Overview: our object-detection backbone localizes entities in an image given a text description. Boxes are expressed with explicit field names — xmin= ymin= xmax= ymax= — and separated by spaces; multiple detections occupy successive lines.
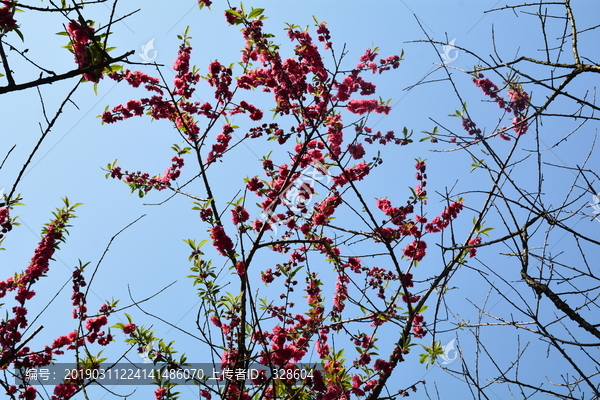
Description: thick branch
xmin=0 ymin=50 xmax=134 ymax=94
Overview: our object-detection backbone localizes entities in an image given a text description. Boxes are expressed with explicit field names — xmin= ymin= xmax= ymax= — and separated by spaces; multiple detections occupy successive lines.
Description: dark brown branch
xmin=0 ymin=50 xmax=134 ymax=94
xmin=0 ymin=40 xmax=15 ymax=86
xmin=520 ymin=221 xmax=600 ymax=341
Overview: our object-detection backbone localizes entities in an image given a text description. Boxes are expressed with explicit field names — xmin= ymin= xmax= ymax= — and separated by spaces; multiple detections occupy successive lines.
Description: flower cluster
xmin=108 ymin=154 xmax=184 ymax=195
xmin=207 ymin=60 xmax=234 ymax=104
xmin=102 ymin=40 xmax=228 ymax=196
xmin=66 ymin=20 xmax=104 ymax=83
xmin=244 ymin=122 xmax=282 ymax=140
xmin=231 ymin=205 xmax=250 ymax=225
xmin=155 ymin=387 xmax=167 ymax=399
xmin=334 ymin=71 xmax=376 ymax=102
xmin=107 ymin=69 xmax=162 ymax=91
xmin=292 ymin=140 xmax=326 ymax=168
xmin=311 ymin=194 xmax=342 ymax=225
xmin=346 ymin=98 xmax=391 ymax=115
xmin=467 ymin=236 xmax=482 ymax=258
xmin=332 ymin=162 xmax=370 ymax=187
xmin=101 ymin=9 xmax=444 ymax=399
xmin=122 ymin=323 xmax=136 ymax=335
xmin=237 ymin=21 xmax=328 ymax=118
xmin=316 ymin=22 xmax=332 ymax=49
xmin=424 ymin=201 xmax=464 ymax=233
xmin=230 ymin=100 xmax=263 ymax=121
xmin=260 ymin=268 xmax=275 ymax=284
xmin=356 ymin=49 xmax=402 ymax=74
xmin=461 ymin=117 xmax=482 ymax=137
xmin=258 ymin=325 xmax=308 ymax=367
xmin=0 ymin=207 xmax=71 ymax=303
xmin=402 ymin=240 xmax=427 ymax=262
xmin=235 ymin=261 xmax=245 ymax=275
xmin=0 ymin=201 xmax=119 ymax=400
xmin=360 ymin=126 xmax=406 ymax=145
xmin=210 ymin=225 xmax=234 ymax=256
xmin=371 ymin=161 xmax=464 ymax=265
xmin=173 ymin=44 xmax=201 ymax=98
xmin=473 ymin=75 xmax=503 ymax=108
xmin=329 ymin=50 xmax=400 ymax=114
xmin=0 ymin=207 xmax=12 ymax=240
xmin=365 ymin=266 xmax=399 ymax=300
xmin=0 ymin=2 xmax=17 ymax=32
xmin=471 ymin=73 xmax=531 ymax=139
xmin=412 ymin=313 xmax=427 ymax=338
xmin=287 ymin=27 xmax=328 ymax=82
xmin=76 ymin=289 xmax=116 ymax=347
xmin=207 ymin=124 xmax=234 ymax=163
xmin=348 ymin=142 xmax=365 ymax=159
xmin=71 ymin=266 xmax=87 ymax=320
xmin=506 ymin=83 xmax=530 ymax=114
xmin=331 ymin=274 xmax=349 ymax=318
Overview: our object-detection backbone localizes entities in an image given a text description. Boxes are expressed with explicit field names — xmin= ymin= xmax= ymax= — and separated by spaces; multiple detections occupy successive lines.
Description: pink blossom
xmin=0 ymin=3 xmax=18 ymax=31
xmin=346 ymin=99 xmax=378 ymax=115
xmin=210 ymin=315 xmax=222 ymax=328
xmin=122 ymin=323 xmax=136 ymax=335
xmin=154 ymin=388 xmax=167 ymax=399
xmin=231 ymin=205 xmax=250 ymax=225
xmin=210 ymin=225 xmax=234 ymax=256
xmin=235 ymin=261 xmax=246 ymax=275
xmin=348 ymin=143 xmax=365 ymax=159
xmin=468 ymin=237 xmax=482 ymax=258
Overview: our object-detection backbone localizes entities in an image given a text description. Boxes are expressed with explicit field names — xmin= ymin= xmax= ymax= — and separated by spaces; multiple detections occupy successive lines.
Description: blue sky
xmin=2 ymin=1 xmax=600 ymax=399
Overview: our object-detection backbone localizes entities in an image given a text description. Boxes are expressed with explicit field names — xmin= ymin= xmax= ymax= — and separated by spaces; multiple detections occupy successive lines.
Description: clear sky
xmin=2 ymin=1 xmax=599 ymax=399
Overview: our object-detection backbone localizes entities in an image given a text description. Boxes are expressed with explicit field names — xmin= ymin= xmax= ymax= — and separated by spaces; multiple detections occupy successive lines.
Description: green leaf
xmin=480 ymin=227 xmax=494 ymax=236
xmin=12 ymin=28 xmax=24 ymax=42
xmin=248 ymin=8 xmax=264 ymax=19
xmin=226 ymin=9 xmax=243 ymax=18
xmin=183 ymin=239 xmax=196 ymax=250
